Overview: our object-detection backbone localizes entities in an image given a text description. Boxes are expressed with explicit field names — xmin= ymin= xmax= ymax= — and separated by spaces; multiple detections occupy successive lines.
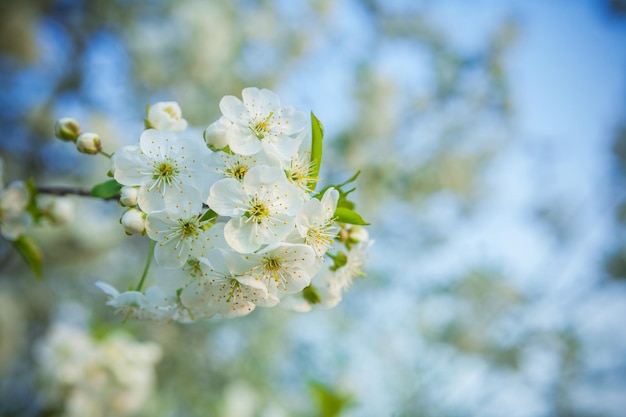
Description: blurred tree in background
xmin=1 ymin=1 xmax=625 ymax=416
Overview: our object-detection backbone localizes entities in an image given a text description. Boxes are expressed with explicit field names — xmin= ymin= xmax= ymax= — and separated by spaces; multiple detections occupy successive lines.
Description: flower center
xmin=284 ymin=154 xmax=316 ymax=192
xmin=185 ymin=258 xmax=203 ymax=278
xmin=250 ymin=111 xmax=274 ymax=140
xmin=179 ymin=218 xmax=199 ymax=238
xmin=244 ymin=199 xmax=269 ymax=224
xmin=227 ymin=163 xmax=248 ymax=181
xmin=153 ymin=160 xmax=179 ymax=185
xmin=262 ymin=256 xmax=282 ymax=271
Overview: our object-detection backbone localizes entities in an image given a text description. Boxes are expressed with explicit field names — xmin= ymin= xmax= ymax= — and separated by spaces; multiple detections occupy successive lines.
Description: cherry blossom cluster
xmin=93 ymin=88 xmax=372 ymax=321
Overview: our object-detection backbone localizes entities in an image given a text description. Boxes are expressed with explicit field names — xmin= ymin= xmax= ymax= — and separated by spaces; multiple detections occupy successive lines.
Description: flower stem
xmin=99 ymin=150 xmax=113 ymax=159
xmin=135 ymin=240 xmax=155 ymax=292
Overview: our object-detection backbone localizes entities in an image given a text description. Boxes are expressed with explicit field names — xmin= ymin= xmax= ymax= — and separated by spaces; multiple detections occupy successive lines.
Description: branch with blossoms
xmin=0 ymin=88 xmax=372 ymax=322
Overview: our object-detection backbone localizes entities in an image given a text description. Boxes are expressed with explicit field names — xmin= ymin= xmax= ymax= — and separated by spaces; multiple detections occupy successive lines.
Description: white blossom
xmin=207 ymin=165 xmax=302 ymax=253
xmin=147 ymin=101 xmax=188 ymax=132
xmin=296 ymin=188 xmax=340 ymax=257
xmin=218 ymin=87 xmax=307 ymax=163
xmin=333 ymin=239 xmax=373 ymax=292
xmin=180 ymin=249 xmax=278 ymax=318
xmin=145 ymin=200 xmax=219 ymax=268
xmin=284 ymin=147 xmax=316 ymax=196
xmin=35 ymin=322 xmax=161 ymax=417
xmin=112 ymin=129 xmax=212 ymax=212
xmin=246 ymin=242 xmax=317 ymax=297
xmin=0 ymin=181 xmax=31 ymax=240
xmin=95 ymin=281 xmax=194 ymax=323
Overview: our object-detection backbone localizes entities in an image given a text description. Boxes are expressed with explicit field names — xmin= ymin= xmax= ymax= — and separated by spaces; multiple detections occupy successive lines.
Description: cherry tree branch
xmin=37 ymin=186 xmax=120 ymax=201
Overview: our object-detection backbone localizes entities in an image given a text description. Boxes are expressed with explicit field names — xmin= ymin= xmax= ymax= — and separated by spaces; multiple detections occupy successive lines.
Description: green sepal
xmin=328 ymin=251 xmax=348 ymax=271
xmin=308 ymin=112 xmax=324 ymax=191
xmin=24 ymin=178 xmax=44 ymax=222
xmin=90 ymin=179 xmax=122 ymax=199
xmin=144 ymin=104 xmax=153 ymax=129
xmin=302 ymin=285 xmax=321 ymax=304
xmin=13 ymin=235 xmax=43 ymax=279
xmin=334 ymin=207 xmax=370 ymax=226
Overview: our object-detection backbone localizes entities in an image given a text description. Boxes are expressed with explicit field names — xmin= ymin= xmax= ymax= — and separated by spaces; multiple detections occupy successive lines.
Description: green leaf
xmin=13 ymin=235 xmax=43 ymax=279
xmin=309 ymin=381 xmax=352 ymax=417
xmin=308 ymin=112 xmax=324 ymax=191
xmin=90 ymin=179 xmax=122 ymax=199
xmin=302 ymin=285 xmax=321 ymax=304
xmin=334 ymin=207 xmax=370 ymax=226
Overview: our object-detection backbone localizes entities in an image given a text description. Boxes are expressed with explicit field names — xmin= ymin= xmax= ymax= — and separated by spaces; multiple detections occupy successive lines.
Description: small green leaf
xmin=336 ymin=170 xmax=360 ymax=188
xmin=334 ymin=207 xmax=370 ymax=226
xmin=336 ymin=187 xmax=356 ymax=210
xmin=309 ymin=381 xmax=352 ymax=417
xmin=302 ymin=285 xmax=321 ymax=304
xmin=13 ymin=235 xmax=43 ymax=279
xmin=314 ymin=171 xmax=360 ymax=201
xmin=90 ymin=179 xmax=122 ymax=199
xmin=308 ymin=112 xmax=324 ymax=191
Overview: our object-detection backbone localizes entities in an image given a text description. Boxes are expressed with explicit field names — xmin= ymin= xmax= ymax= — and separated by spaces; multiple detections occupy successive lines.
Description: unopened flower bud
xmin=54 ymin=118 xmax=81 ymax=142
xmin=349 ymin=227 xmax=369 ymax=243
xmin=76 ymin=132 xmax=102 ymax=155
xmin=204 ymin=117 xmax=230 ymax=151
xmin=121 ymin=208 xmax=146 ymax=235
xmin=119 ymin=186 xmax=139 ymax=207
xmin=47 ymin=198 xmax=74 ymax=225
xmin=147 ymin=101 xmax=187 ymax=132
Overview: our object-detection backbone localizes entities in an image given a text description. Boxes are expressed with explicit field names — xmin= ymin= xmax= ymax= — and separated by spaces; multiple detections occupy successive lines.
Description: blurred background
xmin=1 ymin=0 xmax=626 ymax=416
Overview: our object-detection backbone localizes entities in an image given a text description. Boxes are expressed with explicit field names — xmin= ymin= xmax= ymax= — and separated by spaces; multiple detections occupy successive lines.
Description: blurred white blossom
xmin=0 ymin=180 xmax=31 ymax=240
xmin=35 ymin=323 xmax=162 ymax=417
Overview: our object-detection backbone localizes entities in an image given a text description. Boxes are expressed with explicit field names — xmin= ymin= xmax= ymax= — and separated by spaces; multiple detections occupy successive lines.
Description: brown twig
xmin=37 ymin=186 xmax=120 ymax=201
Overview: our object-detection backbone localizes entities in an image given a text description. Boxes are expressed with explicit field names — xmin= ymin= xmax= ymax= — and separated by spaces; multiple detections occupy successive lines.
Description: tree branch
xmin=37 ymin=186 xmax=120 ymax=201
